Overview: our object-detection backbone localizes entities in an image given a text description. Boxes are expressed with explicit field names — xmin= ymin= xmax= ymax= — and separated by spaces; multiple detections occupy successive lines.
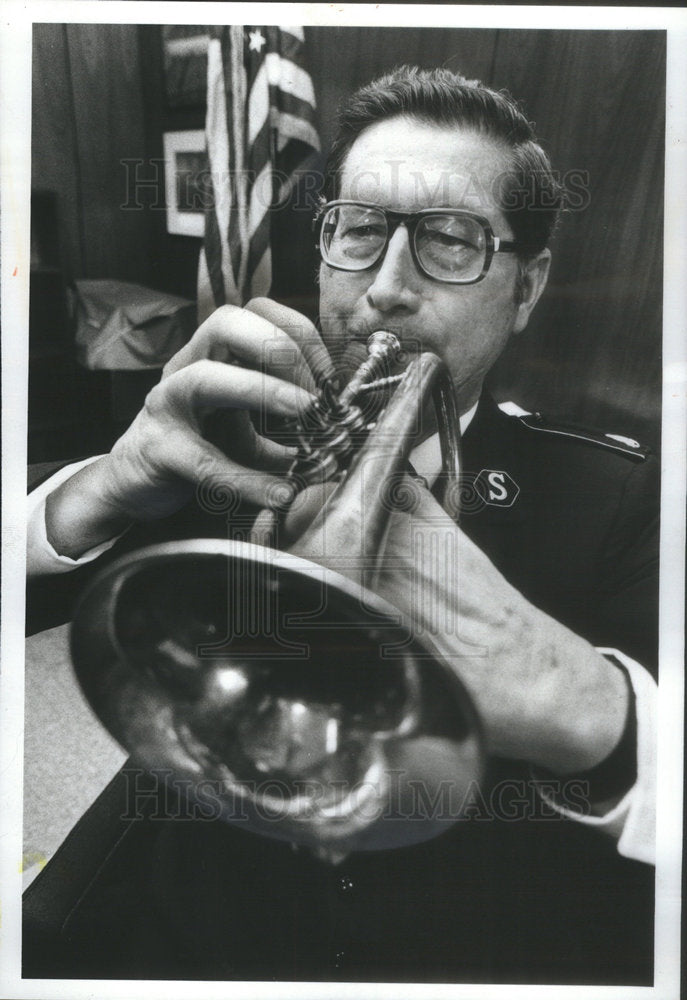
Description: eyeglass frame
xmin=314 ymin=199 xmax=528 ymax=285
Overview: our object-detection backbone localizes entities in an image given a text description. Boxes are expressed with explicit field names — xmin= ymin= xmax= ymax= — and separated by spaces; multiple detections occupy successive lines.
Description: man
xmin=25 ymin=67 xmax=657 ymax=983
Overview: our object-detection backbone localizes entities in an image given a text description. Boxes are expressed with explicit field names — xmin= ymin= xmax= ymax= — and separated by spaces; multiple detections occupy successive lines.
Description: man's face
xmin=318 ymin=116 xmax=548 ymax=414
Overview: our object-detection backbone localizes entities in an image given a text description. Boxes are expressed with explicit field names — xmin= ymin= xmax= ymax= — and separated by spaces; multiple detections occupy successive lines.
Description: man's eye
xmin=430 ymin=232 xmax=475 ymax=251
xmin=342 ymin=224 xmax=384 ymax=239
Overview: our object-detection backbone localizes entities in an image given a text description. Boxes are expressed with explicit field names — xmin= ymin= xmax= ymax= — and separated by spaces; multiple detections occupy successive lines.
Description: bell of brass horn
xmin=71 ymin=335 xmax=484 ymax=864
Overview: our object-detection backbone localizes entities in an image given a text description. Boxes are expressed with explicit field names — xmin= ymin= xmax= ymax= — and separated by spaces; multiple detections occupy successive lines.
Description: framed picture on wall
xmin=163 ymin=129 xmax=207 ymax=237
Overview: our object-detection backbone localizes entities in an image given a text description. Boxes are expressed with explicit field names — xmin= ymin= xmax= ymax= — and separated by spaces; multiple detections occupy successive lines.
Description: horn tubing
xmin=291 ymin=352 xmax=458 ymax=580
xmin=432 ymin=365 xmax=461 ymax=517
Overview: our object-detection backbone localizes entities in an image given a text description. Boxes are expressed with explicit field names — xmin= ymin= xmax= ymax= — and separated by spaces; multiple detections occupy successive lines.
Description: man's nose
xmin=365 ymin=226 xmax=422 ymax=314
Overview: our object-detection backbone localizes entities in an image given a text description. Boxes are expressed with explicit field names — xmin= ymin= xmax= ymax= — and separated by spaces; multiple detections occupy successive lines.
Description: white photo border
xmin=2 ymin=4 xmax=685 ymax=1000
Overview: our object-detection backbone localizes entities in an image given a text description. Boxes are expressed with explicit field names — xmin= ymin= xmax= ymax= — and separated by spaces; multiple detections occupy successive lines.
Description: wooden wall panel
xmin=31 ymin=24 xmax=83 ymax=278
xmin=307 ymin=27 xmax=499 ymax=153
xmin=485 ymin=30 xmax=665 ymax=446
xmin=65 ymin=24 xmax=151 ymax=283
xmin=32 ymin=23 xmax=152 ymax=284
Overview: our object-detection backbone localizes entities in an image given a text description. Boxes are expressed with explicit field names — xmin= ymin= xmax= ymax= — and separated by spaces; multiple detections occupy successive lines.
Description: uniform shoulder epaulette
xmin=515 ymin=412 xmax=650 ymax=460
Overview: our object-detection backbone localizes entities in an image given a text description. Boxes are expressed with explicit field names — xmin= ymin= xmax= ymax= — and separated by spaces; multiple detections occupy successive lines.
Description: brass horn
xmin=71 ymin=333 xmax=484 ymax=864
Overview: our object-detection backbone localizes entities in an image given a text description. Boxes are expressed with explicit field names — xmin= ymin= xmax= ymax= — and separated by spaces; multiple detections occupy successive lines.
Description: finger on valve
xmin=164 ymin=304 xmax=321 ymax=394
xmin=245 ymin=298 xmax=337 ymax=388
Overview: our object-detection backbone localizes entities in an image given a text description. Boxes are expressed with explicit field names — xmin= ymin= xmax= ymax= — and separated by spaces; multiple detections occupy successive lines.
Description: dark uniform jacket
xmin=23 ymin=393 xmax=658 ymax=984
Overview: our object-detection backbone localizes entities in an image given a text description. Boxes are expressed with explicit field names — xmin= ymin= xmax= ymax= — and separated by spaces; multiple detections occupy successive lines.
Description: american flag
xmin=197 ymin=25 xmax=320 ymax=320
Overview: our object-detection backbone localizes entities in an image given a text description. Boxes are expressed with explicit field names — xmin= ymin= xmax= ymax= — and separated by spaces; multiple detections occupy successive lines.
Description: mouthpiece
xmin=339 ymin=331 xmax=401 ymax=408
xmin=366 ymin=330 xmax=401 ymax=359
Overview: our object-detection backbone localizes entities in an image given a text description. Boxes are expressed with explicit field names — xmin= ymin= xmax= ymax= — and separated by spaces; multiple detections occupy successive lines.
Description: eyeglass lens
xmin=321 ymin=204 xmax=488 ymax=281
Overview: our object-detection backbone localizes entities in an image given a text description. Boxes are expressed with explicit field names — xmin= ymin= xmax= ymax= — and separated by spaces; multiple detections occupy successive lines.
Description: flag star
xmin=248 ymin=29 xmax=266 ymax=53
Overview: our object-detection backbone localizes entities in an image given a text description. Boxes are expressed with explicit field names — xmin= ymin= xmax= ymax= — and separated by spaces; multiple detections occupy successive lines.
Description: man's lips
xmin=336 ymin=338 xmax=413 ymax=386
xmin=350 ymin=327 xmax=422 ymax=364
xmin=346 ymin=322 xmax=423 ymax=354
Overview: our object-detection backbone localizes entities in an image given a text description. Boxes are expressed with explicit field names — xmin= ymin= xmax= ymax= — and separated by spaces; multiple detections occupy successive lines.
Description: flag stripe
xmin=230 ymin=25 xmax=249 ymax=294
xmin=250 ymin=245 xmax=272 ymax=299
xmin=198 ymin=25 xmax=320 ymax=311
xmin=271 ymin=27 xmax=308 ymax=71
xmin=278 ymin=25 xmax=305 ymax=43
xmin=249 ymin=216 xmax=272 ymax=286
xmin=215 ymin=28 xmax=242 ymax=293
xmin=269 ymin=87 xmax=318 ymax=130
xmin=203 ymin=186 xmax=227 ymax=307
xmin=247 ymin=62 xmax=270 ymax=146
xmin=264 ymin=52 xmax=316 ymax=106
xmin=273 ymin=110 xmax=320 ymax=152
xmin=277 ymin=138 xmax=318 ymax=180
xmin=206 ymin=37 xmax=240 ymax=304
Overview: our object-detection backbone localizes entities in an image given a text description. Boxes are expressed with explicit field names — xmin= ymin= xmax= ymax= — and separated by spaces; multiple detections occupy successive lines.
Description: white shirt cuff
xmin=532 ymin=648 xmax=656 ymax=865
xmin=27 ymin=456 xmax=124 ymax=576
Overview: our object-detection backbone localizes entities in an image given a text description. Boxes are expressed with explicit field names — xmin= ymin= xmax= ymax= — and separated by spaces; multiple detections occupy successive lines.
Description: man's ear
xmin=513 ymin=250 xmax=551 ymax=334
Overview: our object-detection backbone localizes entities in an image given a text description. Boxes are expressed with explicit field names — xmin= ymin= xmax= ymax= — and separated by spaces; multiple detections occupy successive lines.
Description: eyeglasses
xmin=316 ymin=200 xmax=524 ymax=285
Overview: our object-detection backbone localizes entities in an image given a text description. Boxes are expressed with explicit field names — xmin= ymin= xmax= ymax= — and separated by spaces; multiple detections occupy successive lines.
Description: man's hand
xmin=373 ymin=480 xmax=630 ymax=777
xmin=45 ymin=301 xmax=328 ymax=559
